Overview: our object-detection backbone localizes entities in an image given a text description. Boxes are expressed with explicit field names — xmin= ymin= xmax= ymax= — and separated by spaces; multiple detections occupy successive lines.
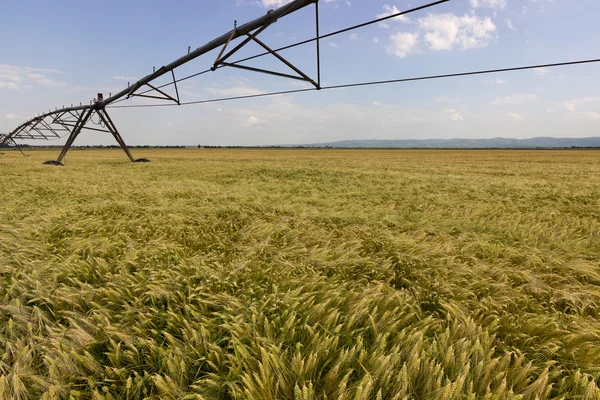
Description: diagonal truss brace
xmin=126 ymin=70 xmax=181 ymax=105
xmin=54 ymin=110 xmax=113 ymax=135
xmin=213 ymin=2 xmax=321 ymax=89
xmin=12 ymin=117 xmax=63 ymax=140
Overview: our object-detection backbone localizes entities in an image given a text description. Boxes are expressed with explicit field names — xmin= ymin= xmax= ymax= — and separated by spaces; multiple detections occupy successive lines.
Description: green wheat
xmin=0 ymin=148 xmax=599 ymax=399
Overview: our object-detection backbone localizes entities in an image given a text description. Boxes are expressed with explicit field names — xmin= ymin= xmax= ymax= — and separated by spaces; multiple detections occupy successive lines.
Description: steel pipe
xmin=6 ymin=0 xmax=317 ymax=142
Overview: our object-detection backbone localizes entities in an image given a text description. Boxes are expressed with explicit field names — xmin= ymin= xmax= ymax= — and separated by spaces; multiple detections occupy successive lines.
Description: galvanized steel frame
xmin=3 ymin=0 xmax=320 ymax=165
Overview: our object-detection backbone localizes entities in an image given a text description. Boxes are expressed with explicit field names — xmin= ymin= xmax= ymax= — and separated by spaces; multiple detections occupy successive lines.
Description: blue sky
xmin=1 ymin=0 xmax=599 ymax=146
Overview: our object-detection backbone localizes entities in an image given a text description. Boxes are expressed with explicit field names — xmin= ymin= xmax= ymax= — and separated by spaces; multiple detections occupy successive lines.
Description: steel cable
xmin=107 ymin=58 xmax=600 ymax=109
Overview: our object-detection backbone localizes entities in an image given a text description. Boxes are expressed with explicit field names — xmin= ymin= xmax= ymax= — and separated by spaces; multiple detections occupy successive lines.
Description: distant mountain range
xmin=297 ymin=137 xmax=600 ymax=149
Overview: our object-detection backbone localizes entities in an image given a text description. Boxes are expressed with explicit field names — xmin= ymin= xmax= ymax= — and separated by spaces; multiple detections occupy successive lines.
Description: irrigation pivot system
xmin=3 ymin=0 xmax=599 ymax=165
xmin=1 ymin=0 xmax=323 ymax=165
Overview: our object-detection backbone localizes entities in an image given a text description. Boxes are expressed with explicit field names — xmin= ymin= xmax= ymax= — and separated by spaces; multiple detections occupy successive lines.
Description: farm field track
xmin=1 ymin=148 xmax=600 ymax=399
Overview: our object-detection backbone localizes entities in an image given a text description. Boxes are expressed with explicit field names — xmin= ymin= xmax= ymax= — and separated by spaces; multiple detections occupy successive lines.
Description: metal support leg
xmin=0 ymin=135 xmax=8 ymax=154
xmin=9 ymin=138 xmax=27 ymax=156
xmin=45 ymin=108 xmax=92 ymax=166
xmin=96 ymin=109 xmax=150 ymax=163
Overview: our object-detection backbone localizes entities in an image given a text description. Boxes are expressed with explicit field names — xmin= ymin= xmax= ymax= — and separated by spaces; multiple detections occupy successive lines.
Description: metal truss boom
xmin=3 ymin=0 xmax=318 ymax=165
xmin=116 ymin=0 xmax=317 ymax=106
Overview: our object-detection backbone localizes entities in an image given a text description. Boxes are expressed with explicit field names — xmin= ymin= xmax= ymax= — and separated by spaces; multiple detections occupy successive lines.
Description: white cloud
xmin=568 ymin=97 xmax=599 ymax=105
xmin=445 ymin=108 xmax=464 ymax=121
xmin=387 ymin=32 xmax=418 ymax=58
xmin=372 ymin=10 xmax=496 ymax=58
xmin=534 ymin=68 xmax=549 ymax=76
xmin=4 ymin=113 xmax=19 ymax=120
xmin=376 ymin=5 xmax=411 ymax=28
xmin=435 ymin=96 xmax=459 ymax=102
xmin=563 ymin=97 xmax=600 ymax=113
xmin=563 ymin=97 xmax=600 ymax=120
xmin=205 ymin=82 xmax=264 ymax=97
xmin=505 ymin=19 xmax=517 ymax=32
xmin=486 ymin=78 xmax=506 ymax=84
xmin=0 ymin=64 xmax=65 ymax=89
xmin=25 ymin=67 xmax=63 ymax=74
xmin=0 ymin=81 xmax=19 ymax=90
xmin=508 ymin=113 xmax=524 ymax=120
xmin=350 ymin=33 xmax=358 ymax=40
xmin=246 ymin=116 xmax=261 ymax=127
xmin=112 ymin=76 xmax=138 ymax=81
xmin=580 ymin=112 xmax=600 ymax=120
xmin=470 ymin=0 xmax=507 ymax=9
xmin=31 ymin=76 xmax=65 ymax=87
xmin=418 ymin=13 xmax=496 ymax=51
xmin=259 ymin=0 xmax=292 ymax=7
xmin=492 ymin=94 xmax=538 ymax=105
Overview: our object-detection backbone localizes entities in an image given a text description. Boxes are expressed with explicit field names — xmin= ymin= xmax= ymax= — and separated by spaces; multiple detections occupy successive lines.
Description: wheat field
xmin=0 ymin=148 xmax=599 ymax=399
